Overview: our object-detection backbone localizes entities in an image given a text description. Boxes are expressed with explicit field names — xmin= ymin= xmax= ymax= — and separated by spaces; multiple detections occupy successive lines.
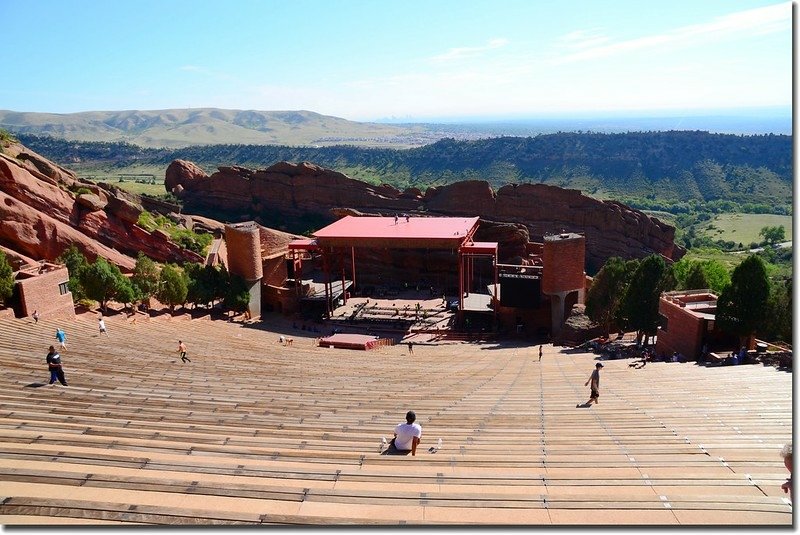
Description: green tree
xmin=185 ymin=264 xmax=225 ymax=308
xmin=131 ymin=253 xmax=159 ymax=307
xmin=80 ymin=257 xmax=128 ymax=312
xmin=715 ymin=255 xmax=770 ymax=346
xmin=619 ymin=254 xmax=667 ymax=345
xmin=698 ymin=260 xmax=731 ymax=294
xmin=57 ymin=245 xmax=89 ymax=300
xmin=672 ymin=258 xmax=730 ymax=294
xmin=223 ymin=273 xmax=250 ymax=317
xmin=762 ymin=278 xmax=792 ymax=343
xmin=211 ymin=264 xmax=230 ymax=304
xmin=157 ymin=263 xmax=188 ymax=314
xmin=115 ymin=277 xmax=138 ymax=311
xmin=759 ymin=225 xmax=785 ymax=246
xmin=683 ymin=262 xmax=710 ymax=290
xmin=0 ymin=251 xmax=14 ymax=304
xmin=585 ymin=257 xmax=636 ymax=336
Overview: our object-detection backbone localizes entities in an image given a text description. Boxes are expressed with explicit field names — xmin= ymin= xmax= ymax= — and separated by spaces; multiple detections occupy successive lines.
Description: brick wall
xmin=542 ymin=234 xmax=585 ymax=295
xmin=225 ymin=223 xmax=263 ymax=281
xmin=16 ymin=266 xmax=75 ymax=320
xmin=655 ymin=297 xmax=704 ymax=359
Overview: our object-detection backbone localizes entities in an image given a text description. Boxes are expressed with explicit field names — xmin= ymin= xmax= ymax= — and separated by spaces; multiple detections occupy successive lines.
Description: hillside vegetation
xmin=18 ymin=131 xmax=792 ymax=215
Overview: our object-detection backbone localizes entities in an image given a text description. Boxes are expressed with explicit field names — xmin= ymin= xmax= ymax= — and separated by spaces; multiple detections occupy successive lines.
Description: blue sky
xmin=0 ymin=0 xmax=791 ymax=121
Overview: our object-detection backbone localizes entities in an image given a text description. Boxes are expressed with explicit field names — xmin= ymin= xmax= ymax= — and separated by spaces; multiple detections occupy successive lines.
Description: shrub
xmin=0 ymin=251 xmax=14 ymax=304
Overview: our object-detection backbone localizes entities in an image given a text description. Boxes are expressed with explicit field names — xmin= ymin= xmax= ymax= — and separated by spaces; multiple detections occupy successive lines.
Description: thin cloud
xmin=558 ymin=29 xmax=610 ymax=50
xmin=430 ymin=38 xmax=510 ymax=63
xmin=551 ymin=3 xmax=789 ymax=65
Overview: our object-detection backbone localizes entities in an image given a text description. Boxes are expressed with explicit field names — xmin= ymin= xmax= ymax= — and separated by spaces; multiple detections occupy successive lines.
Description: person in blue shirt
xmin=55 ymin=328 xmax=67 ymax=350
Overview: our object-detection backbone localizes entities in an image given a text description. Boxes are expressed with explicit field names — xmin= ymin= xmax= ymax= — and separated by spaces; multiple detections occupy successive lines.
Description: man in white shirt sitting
xmin=385 ymin=410 xmax=422 ymax=456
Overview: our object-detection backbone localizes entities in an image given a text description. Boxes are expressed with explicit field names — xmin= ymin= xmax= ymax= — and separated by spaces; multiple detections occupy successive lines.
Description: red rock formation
xmin=169 ymin=160 xmax=684 ymax=272
xmin=165 ymin=159 xmax=208 ymax=194
xmin=0 ymin=142 xmax=203 ymax=271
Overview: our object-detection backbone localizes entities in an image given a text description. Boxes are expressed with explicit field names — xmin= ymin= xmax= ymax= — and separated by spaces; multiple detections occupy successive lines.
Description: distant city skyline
xmin=1 ymin=0 xmax=791 ymax=122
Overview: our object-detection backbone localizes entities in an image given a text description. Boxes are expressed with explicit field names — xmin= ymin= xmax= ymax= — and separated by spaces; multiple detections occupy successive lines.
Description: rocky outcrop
xmin=557 ymin=304 xmax=603 ymax=346
xmin=165 ymin=159 xmax=208 ymax=194
xmin=168 ymin=160 xmax=684 ymax=272
xmin=0 ymin=142 xmax=203 ymax=271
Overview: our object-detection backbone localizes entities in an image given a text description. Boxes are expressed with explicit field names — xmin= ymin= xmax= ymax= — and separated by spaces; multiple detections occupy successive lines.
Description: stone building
xmin=655 ymin=290 xmax=738 ymax=360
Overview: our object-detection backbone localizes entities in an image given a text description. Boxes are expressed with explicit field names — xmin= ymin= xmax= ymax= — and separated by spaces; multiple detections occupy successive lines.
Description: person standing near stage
xmin=407 ymin=341 xmax=414 ymax=354
xmin=46 ymin=345 xmax=68 ymax=386
xmin=539 ymin=345 xmax=543 ymax=362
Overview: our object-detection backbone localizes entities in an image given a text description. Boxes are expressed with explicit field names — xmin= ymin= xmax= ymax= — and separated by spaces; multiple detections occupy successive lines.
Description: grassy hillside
xmin=697 ymin=213 xmax=792 ymax=246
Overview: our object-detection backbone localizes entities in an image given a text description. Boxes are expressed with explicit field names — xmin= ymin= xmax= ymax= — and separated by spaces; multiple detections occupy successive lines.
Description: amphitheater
xmin=0 ymin=308 xmax=792 ymax=526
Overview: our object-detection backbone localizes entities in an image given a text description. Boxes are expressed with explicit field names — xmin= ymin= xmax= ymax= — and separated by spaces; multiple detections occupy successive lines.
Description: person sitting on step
xmin=383 ymin=410 xmax=422 ymax=456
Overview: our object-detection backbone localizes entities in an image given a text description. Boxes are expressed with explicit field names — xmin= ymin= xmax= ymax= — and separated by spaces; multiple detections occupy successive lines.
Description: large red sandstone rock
xmin=0 ymin=189 xmax=136 ymax=270
xmin=165 ymin=159 xmax=208 ymax=195
xmin=0 ymin=143 xmax=204 ymax=271
xmin=76 ymin=193 xmax=107 ymax=212
xmin=170 ymin=161 xmax=684 ymax=272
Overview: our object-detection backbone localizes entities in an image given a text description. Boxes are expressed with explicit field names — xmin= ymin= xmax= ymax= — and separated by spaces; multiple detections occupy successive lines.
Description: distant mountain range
xmin=0 ymin=108 xmax=435 ymax=149
xmin=0 ymin=107 xmax=790 ymax=150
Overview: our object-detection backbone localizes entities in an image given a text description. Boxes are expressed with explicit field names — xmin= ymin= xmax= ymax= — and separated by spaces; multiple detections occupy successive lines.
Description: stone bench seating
xmin=0 ymin=314 xmax=791 ymax=525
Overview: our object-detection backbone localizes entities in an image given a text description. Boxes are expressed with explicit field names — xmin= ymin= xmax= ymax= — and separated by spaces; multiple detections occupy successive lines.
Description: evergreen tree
xmin=157 ymin=264 xmax=188 ymax=314
xmin=185 ymin=264 xmax=221 ymax=308
xmin=619 ymin=254 xmax=667 ymax=345
xmin=224 ymin=273 xmax=250 ymax=316
xmin=585 ymin=257 xmax=635 ymax=336
xmin=683 ymin=263 xmax=710 ymax=290
xmin=716 ymin=254 xmax=770 ymax=346
xmin=762 ymin=278 xmax=792 ymax=343
xmin=0 ymin=251 xmax=14 ymax=304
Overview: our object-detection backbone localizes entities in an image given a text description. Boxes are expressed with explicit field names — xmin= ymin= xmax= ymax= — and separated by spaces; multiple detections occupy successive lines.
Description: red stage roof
xmin=314 ymin=216 xmax=479 ymax=241
xmin=288 ymin=239 xmax=318 ymax=250
xmin=461 ymin=241 xmax=498 ymax=254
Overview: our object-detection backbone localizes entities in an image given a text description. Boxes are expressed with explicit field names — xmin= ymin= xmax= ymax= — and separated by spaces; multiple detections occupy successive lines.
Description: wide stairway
xmin=0 ymin=313 xmax=791 ymax=525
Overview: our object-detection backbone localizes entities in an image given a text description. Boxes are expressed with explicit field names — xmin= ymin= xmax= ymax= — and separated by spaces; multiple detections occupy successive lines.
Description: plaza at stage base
xmin=318 ymin=333 xmax=393 ymax=350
